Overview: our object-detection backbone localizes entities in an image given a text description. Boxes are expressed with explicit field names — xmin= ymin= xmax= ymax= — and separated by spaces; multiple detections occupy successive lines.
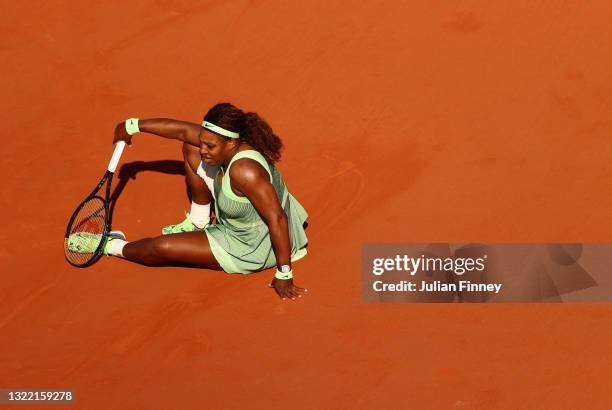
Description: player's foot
xmin=162 ymin=212 xmax=208 ymax=235
xmin=104 ymin=231 xmax=127 ymax=255
xmin=67 ymin=231 xmax=126 ymax=255
xmin=67 ymin=232 xmax=101 ymax=254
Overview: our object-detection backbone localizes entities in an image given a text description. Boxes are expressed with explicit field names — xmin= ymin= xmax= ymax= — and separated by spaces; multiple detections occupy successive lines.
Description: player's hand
xmin=269 ymin=277 xmax=308 ymax=300
xmin=113 ymin=122 xmax=133 ymax=146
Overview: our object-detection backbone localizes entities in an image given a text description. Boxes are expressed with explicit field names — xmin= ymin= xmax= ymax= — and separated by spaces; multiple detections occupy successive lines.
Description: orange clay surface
xmin=2 ymin=2 xmax=612 ymax=409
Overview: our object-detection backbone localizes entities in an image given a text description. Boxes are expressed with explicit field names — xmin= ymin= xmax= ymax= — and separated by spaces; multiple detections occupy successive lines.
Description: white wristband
xmin=125 ymin=118 xmax=140 ymax=135
xmin=275 ymin=268 xmax=293 ymax=280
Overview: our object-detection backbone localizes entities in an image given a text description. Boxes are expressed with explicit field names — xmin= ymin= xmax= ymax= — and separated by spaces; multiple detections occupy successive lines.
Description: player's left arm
xmin=230 ymin=160 xmax=306 ymax=300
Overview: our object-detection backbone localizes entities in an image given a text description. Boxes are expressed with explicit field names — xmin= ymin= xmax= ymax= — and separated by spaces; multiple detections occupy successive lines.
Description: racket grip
xmin=108 ymin=141 xmax=126 ymax=173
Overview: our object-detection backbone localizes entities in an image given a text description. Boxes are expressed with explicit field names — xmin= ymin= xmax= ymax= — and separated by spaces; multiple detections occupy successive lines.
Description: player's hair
xmin=203 ymin=102 xmax=283 ymax=163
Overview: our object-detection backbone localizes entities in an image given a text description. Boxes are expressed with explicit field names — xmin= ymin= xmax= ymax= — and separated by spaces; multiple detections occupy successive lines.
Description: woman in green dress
xmin=109 ymin=103 xmax=309 ymax=300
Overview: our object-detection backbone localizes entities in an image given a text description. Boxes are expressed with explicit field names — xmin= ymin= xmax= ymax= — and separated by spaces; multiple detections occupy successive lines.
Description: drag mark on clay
xmin=0 ymin=274 xmax=64 ymax=331
xmin=96 ymin=1 xmax=221 ymax=59
xmin=440 ymin=11 xmax=485 ymax=34
xmin=294 ymin=153 xmax=364 ymax=239
xmin=62 ymin=292 xmax=214 ymax=380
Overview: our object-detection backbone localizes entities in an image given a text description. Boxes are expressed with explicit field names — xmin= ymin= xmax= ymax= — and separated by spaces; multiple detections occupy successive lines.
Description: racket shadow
xmin=109 ymin=160 xmax=188 ymax=222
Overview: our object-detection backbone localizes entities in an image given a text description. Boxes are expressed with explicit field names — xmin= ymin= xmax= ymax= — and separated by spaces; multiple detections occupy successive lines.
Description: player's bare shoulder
xmin=229 ymin=157 xmax=270 ymax=187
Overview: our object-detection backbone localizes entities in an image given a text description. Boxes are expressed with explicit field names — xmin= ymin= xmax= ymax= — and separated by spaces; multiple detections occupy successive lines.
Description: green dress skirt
xmin=204 ymin=150 xmax=308 ymax=273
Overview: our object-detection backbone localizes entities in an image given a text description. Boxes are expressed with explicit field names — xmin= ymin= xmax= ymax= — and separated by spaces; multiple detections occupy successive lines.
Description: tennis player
xmin=100 ymin=103 xmax=308 ymax=300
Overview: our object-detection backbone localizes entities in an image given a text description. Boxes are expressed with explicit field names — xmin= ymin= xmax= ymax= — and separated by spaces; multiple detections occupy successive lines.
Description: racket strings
xmin=65 ymin=197 xmax=107 ymax=265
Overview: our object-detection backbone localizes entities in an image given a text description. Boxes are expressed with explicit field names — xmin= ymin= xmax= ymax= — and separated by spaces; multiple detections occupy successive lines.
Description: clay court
xmin=2 ymin=1 xmax=612 ymax=408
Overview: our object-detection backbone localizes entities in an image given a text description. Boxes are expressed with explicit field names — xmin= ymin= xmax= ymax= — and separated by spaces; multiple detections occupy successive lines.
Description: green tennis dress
xmin=204 ymin=150 xmax=308 ymax=273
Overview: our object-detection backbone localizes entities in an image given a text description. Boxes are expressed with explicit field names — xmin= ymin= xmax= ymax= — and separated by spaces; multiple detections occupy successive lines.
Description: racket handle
xmin=108 ymin=141 xmax=127 ymax=173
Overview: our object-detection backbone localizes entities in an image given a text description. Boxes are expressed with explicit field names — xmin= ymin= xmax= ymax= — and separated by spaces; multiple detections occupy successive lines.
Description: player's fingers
xmin=287 ymin=287 xmax=301 ymax=299
xmin=281 ymin=287 xmax=295 ymax=301
xmin=293 ymin=285 xmax=308 ymax=293
xmin=291 ymin=287 xmax=303 ymax=300
xmin=274 ymin=287 xmax=285 ymax=300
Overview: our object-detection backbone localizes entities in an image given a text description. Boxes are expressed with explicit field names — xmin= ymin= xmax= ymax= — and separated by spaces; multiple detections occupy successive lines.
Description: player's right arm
xmin=113 ymin=118 xmax=202 ymax=147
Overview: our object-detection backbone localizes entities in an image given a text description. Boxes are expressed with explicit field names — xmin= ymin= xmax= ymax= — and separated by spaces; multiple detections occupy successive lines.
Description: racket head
xmin=64 ymin=195 xmax=110 ymax=267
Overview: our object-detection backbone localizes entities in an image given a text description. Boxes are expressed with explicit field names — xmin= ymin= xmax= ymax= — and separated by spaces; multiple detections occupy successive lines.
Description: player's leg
xmin=183 ymin=142 xmax=212 ymax=205
xmin=122 ymin=231 xmax=222 ymax=269
xmin=163 ymin=143 xmax=214 ymax=233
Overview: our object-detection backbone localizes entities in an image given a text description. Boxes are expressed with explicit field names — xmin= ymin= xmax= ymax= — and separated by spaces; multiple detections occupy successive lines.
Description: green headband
xmin=202 ymin=121 xmax=240 ymax=139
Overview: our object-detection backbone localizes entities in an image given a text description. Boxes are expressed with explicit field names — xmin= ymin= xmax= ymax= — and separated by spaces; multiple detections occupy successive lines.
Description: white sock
xmin=108 ymin=239 xmax=127 ymax=257
xmin=190 ymin=201 xmax=210 ymax=228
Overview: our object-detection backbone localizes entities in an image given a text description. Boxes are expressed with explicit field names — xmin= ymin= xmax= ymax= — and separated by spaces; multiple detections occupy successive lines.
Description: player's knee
xmin=182 ymin=142 xmax=201 ymax=171
xmin=182 ymin=141 xmax=199 ymax=158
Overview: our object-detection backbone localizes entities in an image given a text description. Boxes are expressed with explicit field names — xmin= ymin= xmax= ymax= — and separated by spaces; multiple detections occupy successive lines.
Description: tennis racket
xmin=64 ymin=141 xmax=127 ymax=267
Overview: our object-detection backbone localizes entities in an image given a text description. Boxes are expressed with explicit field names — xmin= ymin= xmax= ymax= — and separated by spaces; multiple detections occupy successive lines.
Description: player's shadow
xmin=109 ymin=160 xmax=188 ymax=218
